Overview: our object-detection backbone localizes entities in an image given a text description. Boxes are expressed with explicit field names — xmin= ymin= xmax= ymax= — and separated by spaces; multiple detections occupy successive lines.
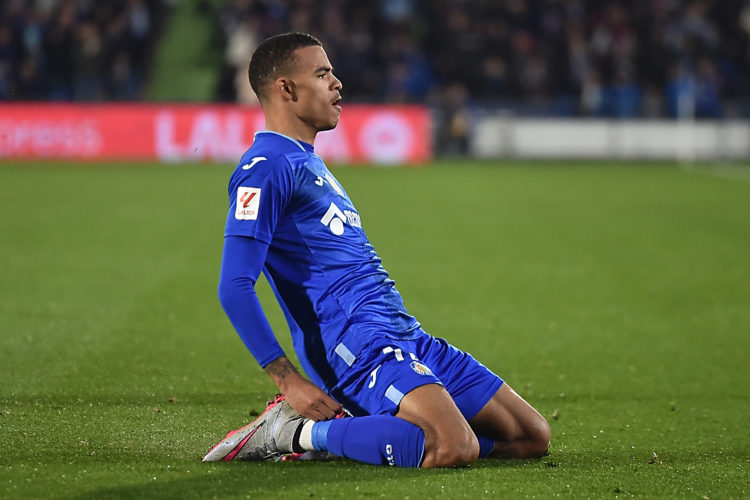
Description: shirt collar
xmin=254 ymin=130 xmax=314 ymax=153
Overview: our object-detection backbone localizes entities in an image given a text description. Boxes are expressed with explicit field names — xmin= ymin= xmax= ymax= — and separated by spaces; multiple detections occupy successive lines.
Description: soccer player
xmin=204 ymin=32 xmax=550 ymax=468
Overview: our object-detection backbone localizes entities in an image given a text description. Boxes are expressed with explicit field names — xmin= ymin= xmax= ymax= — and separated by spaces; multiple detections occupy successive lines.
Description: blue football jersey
xmin=224 ymin=131 xmax=420 ymax=389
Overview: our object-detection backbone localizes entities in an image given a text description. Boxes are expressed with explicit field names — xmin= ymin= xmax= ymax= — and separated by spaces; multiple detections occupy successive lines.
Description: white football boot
xmin=202 ymin=395 xmax=306 ymax=462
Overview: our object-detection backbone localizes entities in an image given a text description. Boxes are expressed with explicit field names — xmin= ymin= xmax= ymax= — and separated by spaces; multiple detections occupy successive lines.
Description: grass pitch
xmin=1 ymin=160 xmax=749 ymax=498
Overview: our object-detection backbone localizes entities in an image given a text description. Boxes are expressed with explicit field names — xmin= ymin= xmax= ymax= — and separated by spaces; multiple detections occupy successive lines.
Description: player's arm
xmin=263 ymin=355 xmax=342 ymax=421
xmin=218 ymin=235 xmax=341 ymax=420
xmin=218 ymin=235 xmax=284 ymax=366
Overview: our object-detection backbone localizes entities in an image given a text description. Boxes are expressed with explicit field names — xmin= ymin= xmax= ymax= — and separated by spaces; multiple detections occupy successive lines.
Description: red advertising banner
xmin=0 ymin=103 xmax=431 ymax=165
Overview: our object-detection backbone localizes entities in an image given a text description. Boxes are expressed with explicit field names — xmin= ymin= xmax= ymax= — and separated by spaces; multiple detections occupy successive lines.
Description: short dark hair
xmin=248 ymin=32 xmax=322 ymax=102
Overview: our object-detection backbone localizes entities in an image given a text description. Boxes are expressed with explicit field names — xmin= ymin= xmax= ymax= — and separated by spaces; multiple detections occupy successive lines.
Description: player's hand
xmin=264 ymin=356 xmax=342 ymax=420
xmin=282 ymin=377 xmax=342 ymax=421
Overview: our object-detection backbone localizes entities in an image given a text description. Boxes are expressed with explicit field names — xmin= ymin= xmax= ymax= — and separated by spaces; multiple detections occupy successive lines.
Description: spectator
xmin=211 ymin=0 xmax=748 ymax=118
xmin=0 ymin=0 xmax=165 ymax=101
xmin=2 ymin=0 xmax=748 ymax=119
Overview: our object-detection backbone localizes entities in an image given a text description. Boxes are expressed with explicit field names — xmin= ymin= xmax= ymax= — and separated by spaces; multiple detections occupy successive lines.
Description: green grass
xmin=1 ymin=161 xmax=749 ymax=498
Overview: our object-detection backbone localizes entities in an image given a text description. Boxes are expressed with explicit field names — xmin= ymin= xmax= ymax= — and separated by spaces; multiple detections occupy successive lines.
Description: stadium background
xmin=2 ymin=0 xmax=750 ymax=162
xmin=1 ymin=1 xmax=749 ymax=498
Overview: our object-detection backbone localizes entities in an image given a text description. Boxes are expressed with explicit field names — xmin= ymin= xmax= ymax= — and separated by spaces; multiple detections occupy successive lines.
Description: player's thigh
xmin=395 ymin=383 xmax=473 ymax=440
xmin=415 ymin=334 xmax=504 ymax=421
xmin=396 ymin=383 xmax=479 ymax=467
xmin=469 ymin=382 xmax=550 ymax=445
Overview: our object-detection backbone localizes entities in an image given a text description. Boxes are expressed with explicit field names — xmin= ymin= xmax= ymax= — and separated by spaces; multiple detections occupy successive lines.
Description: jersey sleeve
xmin=224 ymin=157 xmax=295 ymax=244
xmin=218 ymin=235 xmax=285 ymax=368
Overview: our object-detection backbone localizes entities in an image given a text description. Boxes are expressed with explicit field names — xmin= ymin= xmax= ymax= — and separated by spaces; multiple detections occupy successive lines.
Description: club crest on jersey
xmin=235 ymin=187 xmax=261 ymax=220
xmin=410 ymin=361 xmax=433 ymax=376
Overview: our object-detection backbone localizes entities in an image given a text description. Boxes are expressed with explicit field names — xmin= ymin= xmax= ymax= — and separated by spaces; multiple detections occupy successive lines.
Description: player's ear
xmin=275 ymin=77 xmax=297 ymax=102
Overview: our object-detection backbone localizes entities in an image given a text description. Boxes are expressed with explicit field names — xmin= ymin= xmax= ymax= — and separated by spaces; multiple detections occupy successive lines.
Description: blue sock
xmin=477 ymin=435 xmax=495 ymax=458
xmin=311 ymin=416 xmax=425 ymax=467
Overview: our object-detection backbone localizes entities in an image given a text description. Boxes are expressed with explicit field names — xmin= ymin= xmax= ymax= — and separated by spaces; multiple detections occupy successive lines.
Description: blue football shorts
xmin=330 ymin=329 xmax=504 ymax=420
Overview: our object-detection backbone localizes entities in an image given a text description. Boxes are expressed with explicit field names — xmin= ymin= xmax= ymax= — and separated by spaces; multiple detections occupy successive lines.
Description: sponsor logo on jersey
xmin=344 ymin=210 xmax=361 ymax=228
xmin=235 ymin=187 xmax=261 ymax=220
xmin=320 ymin=202 xmax=346 ymax=235
xmin=410 ymin=361 xmax=433 ymax=376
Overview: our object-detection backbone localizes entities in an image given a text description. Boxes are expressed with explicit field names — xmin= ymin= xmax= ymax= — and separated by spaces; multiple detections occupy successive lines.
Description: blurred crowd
xmin=2 ymin=0 xmax=749 ymax=122
xmin=214 ymin=0 xmax=750 ymax=120
xmin=0 ymin=0 xmax=165 ymax=101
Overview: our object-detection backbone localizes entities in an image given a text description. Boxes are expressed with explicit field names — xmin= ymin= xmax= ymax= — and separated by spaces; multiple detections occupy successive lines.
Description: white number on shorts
xmin=381 ymin=346 xmax=417 ymax=362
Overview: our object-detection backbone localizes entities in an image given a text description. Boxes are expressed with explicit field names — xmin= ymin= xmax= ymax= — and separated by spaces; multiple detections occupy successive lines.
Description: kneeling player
xmin=203 ymin=32 xmax=550 ymax=468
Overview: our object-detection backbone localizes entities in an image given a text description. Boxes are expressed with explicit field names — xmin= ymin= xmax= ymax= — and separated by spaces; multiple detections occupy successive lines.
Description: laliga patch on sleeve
xmin=235 ymin=187 xmax=261 ymax=220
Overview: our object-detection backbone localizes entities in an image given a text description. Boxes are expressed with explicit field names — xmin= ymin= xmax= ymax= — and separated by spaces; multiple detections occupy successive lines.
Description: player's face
xmin=290 ymin=45 xmax=343 ymax=132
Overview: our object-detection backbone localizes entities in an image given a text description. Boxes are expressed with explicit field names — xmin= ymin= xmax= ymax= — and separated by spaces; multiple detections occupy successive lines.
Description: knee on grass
xmin=422 ymin=431 xmax=480 ymax=468
xmin=524 ymin=416 xmax=552 ymax=458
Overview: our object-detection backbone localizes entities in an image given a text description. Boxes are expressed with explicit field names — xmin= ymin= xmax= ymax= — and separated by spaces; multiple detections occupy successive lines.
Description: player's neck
xmin=264 ymin=115 xmax=317 ymax=146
